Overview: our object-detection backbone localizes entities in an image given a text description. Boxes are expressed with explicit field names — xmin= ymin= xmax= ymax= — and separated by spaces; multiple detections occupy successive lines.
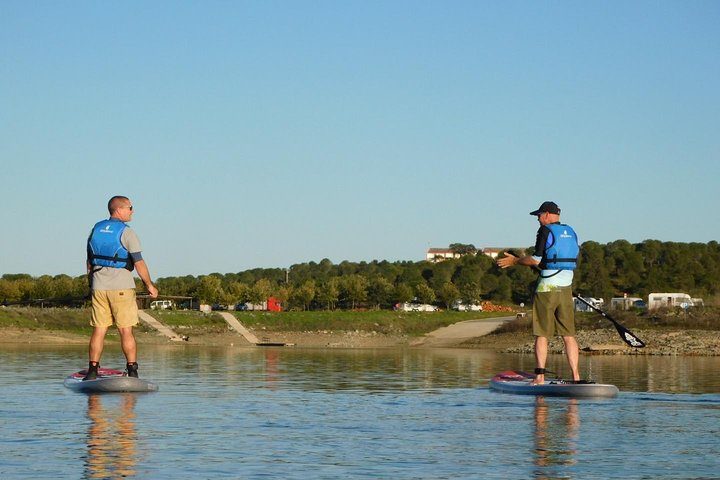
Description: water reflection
xmin=264 ymin=348 xmax=280 ymax=387
xmin=245 ymin=348 xmax=496 ymax=392
xmin=84 ymin=394 xmax=138 ymax=479
xmin=533 ymin=397 xmax=579 ymax=479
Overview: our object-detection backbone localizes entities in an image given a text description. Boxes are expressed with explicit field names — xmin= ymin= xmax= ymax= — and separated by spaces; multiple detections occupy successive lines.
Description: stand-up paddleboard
xmin=64 ymin=368 xmax=159 ymax=393
xmin=490 ymin=371 xmax=618 ymax=398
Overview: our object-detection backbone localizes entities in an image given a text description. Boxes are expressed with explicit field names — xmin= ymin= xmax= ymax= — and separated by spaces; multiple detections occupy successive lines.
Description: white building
xmin=426 ymin=247 xmax=526 ymax=263
xmin=426 ymin=248 xmax=462 ymax=262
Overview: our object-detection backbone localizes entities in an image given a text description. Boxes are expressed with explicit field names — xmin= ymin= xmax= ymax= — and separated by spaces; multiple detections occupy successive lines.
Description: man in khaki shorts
xmin=496 ymin=201 xmax=581 ymax=385
xmin=84 ymin=196 xmax=158 ymax=380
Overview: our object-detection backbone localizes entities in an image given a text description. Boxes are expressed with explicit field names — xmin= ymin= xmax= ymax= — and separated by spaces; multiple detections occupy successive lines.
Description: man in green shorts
xmin=497 ymin=201 xmax=580 ymax=385
xmin=84 ymin=196 xmax=158 ymax=380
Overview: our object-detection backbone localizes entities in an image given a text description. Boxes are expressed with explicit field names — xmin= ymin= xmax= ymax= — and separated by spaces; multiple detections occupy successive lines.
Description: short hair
xmin=108 ymin=196 xmax=130 ymax=214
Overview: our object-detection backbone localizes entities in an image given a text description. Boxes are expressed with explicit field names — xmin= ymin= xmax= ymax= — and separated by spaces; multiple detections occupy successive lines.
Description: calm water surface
xmin=1 ymin=345 xmax=719 ymax=479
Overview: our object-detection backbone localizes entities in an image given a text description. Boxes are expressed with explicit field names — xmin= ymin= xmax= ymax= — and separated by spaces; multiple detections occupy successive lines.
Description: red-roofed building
xmin=426 ymin=248 xmax=462 ymax=262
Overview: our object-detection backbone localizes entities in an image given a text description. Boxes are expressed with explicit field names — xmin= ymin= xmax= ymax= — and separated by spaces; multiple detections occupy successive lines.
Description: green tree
xmin=506 ymin=268 xmax=536 ymax=303
xmin=196 ymin=275 xmax=224 ymax=304
xmin=415 ymin=282 xmax=436 ymax=304
xmin=316 ymin=279 xmax=340 ymax=310
xmin=340 ymin=275 xmax=367 ymax=309
xmin=449 ymin=243 xmax=477 ymax=256
xmin=576 ymin=241 xmax=613 ymax=300
xmin=224 ymin=281 xmax=248 ymax=306
xmin=52 ymin=274 xmax=75 ymax=298
xmin=0 ymin=279 xmax=21 ymax=303
xmin=273 ymin=284 xmax=293 ymax=310
xmin=367 ymin=276 xmax=394 ymax=309
xmin=398 ymin=264 xmax=425 ymax=288
xmin=459 ymin=281 xmax=482 ymax=305
xmin=290 ymin=280 xmax=316 ymax=311
xmin=437 ymin=282 xmax=461 ymax=309
xmin=32 ymin=275 xmax=55 ymax=299
xmin=248 ymin=278 xmax=273 ymax=306
xmin=489 ymin=275 xmax=512 ymax=302
xmin=393 ymin=283 xmax=414 ymax=305
xmin=72 ymin=275 xmax=90 ymax=298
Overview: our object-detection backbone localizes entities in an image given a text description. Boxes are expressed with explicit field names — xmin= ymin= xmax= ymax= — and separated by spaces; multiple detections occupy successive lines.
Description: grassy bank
xmin=230 ymin=310 xmax=507 ymax=335
xmin=0 ymin=307 xmax=93 ymax=335
xmin=1 ymin=307 xmax=510 ymax=337
xmin=133 ymin=309 xmax=510 ymax=336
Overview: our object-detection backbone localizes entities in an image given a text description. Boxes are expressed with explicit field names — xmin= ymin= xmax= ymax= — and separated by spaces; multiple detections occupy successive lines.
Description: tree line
xmin=2 ymin=240 xmax=718 ymax=310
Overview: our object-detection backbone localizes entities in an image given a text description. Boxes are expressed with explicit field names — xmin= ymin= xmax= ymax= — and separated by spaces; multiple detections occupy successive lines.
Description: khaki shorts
xmin=532 ymin=286 xmax=575 ymax=337
xmin=91 ymin=289 xmax=139 ymax=328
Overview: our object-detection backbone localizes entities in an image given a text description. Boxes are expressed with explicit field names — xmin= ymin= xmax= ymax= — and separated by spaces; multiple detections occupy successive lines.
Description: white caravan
xmin=647 ymin=293 xmax=695 ymax=310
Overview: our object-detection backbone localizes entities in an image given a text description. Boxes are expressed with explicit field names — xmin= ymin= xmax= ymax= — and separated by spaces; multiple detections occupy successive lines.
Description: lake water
xmin=1 ymin=345 xmax=719 ymax=479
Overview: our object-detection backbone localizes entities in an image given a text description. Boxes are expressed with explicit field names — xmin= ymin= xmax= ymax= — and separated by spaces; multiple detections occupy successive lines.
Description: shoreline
xmin=2 ymin=326 xmax=719 ymax=355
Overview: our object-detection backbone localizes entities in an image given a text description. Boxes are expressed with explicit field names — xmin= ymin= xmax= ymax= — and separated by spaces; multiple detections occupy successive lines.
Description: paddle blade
xmin=613 ymin=322 xmax=646 ymax=348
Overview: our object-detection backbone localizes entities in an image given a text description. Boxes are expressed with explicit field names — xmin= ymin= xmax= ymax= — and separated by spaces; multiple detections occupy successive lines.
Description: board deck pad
xmin=490 ymin=370 xmax=619 ymax=398
xmin=64 ymin=368 xmax=159 ymax=393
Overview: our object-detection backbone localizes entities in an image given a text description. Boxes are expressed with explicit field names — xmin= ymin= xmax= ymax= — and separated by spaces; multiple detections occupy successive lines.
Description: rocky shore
xmin=465 ymin=328 xmax=720 ymax=356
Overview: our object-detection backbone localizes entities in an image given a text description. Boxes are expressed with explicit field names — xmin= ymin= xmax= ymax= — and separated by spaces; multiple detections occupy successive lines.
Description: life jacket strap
xmin=90 ymin=254 xmax=130 ymax=263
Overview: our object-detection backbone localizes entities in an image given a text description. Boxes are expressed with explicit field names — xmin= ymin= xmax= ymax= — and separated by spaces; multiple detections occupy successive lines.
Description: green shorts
xmin=532 ymin=286 xmax=575 ymax=337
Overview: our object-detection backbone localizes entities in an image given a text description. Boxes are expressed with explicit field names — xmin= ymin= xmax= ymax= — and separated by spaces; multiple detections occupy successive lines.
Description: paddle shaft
xmin=574 ymin=294 xmax=646 ymax=348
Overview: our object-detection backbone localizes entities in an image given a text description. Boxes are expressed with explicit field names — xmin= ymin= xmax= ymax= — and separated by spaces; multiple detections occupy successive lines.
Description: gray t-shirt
xmin=90 ymin=226 xmax=143 ymax=291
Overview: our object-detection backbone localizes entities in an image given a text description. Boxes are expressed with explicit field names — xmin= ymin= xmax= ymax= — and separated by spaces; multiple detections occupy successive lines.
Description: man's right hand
xmin=146 ymin=283 xmax=159 ymax=298
xmin=496 ymin=252 xmax=518 ymax=269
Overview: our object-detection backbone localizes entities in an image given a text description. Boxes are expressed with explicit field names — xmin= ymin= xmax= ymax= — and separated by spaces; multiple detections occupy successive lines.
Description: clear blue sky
xmin=2 ymin=1 xmax=718 ymax=278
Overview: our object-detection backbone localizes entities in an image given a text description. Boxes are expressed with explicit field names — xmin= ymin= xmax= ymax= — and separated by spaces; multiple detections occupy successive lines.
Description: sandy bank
xmin=0 ymin=327 xmax=409 ymax=348
xmin=2 ymin=326 xmax=719 ymax=355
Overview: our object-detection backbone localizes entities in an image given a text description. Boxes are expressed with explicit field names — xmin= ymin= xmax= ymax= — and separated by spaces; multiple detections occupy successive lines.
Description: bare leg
xmin=88 ymin=326 xmax=109 ymax=363
xmin=118 ymin=326 xmax=137 ymax=363
xmin=562 ymin=335 xmax=580 ymax=381
xmin=534 ymin=336 xmax=548 ymax=385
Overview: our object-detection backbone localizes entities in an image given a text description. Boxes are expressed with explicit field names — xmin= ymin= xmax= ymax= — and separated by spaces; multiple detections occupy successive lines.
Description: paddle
xmin=574 ymin=294 xmax=645 ymax=348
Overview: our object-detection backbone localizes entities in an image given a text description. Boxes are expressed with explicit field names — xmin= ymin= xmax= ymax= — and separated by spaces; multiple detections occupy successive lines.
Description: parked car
xmin=452 ymin=301 xmax=482 ymax=312
xmin=395 ymin=302 xmax=438 ymax=312
xmin=150 ymin=300 xmax=174 ymax=310
xmin=211 ymin=304 xmax=228 ymax=311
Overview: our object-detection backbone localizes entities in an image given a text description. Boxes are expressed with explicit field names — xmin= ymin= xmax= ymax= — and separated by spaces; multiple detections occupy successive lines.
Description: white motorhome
xmin=647 ymin=293 xmax=695 ymax=310
xmin=574 ymin=297 xmax=604 ymax=312
xmin=691 ymin=298 xmax=705 ymax=307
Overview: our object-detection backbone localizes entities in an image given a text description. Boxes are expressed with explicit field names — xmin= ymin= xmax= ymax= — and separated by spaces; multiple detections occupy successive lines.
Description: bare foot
xmin=532 ymin=375 xmax=545 ymax=385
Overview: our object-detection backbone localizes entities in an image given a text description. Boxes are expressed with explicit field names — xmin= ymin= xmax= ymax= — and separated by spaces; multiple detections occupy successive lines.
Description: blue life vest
xmin=87 ymin=219 xmax=134 ymax=270
xmin=542 ymin=223 xmax=579 ymax=270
